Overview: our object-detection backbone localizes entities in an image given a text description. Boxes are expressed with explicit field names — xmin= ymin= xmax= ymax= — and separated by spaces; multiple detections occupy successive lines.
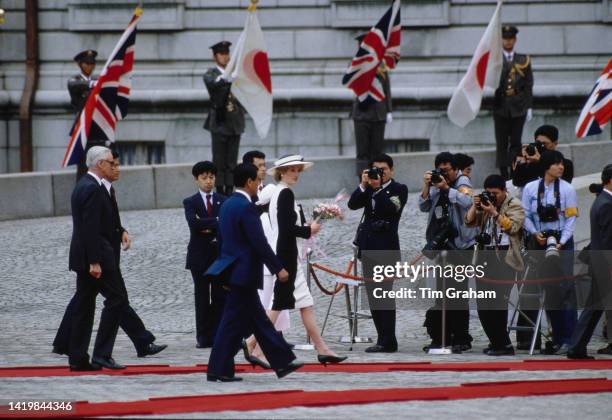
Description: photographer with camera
xmin=512 ymin=125 xmax=574 ymax=188
xmin=419 ymin=152 xmax=477 ymax=352
xmin=522 ymin=150 xmax=578 ymax=354
xmin=348 ymin=154 xmax=408 ymax=353
xmin=465 ymin=175 xmax=525 ymax=356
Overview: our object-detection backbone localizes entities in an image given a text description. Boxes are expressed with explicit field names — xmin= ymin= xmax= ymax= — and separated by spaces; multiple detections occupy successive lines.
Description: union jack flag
xmin=342 ymin=0 xmax=401 ymax=103
xmin=62 ymin=8 xmax=142 ymax=167
xmin=576 ymin=58 xmax=612 ymax=138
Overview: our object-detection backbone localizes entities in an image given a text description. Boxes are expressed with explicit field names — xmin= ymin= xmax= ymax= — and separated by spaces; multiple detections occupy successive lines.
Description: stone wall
xmin=0 ymin=0 xmax=610 ymax=173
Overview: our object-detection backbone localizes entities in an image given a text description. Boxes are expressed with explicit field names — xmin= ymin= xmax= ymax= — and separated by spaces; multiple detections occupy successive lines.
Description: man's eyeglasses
xmin=101 ymin=159 xmax=120 ymax=168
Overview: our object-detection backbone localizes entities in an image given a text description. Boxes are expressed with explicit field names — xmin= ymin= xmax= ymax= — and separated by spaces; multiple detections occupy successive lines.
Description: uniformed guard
xmin=351 ymin=34 xmax=393 ymax=178
xmin=493 ymin=25 xmax=533 ymax=180
xmin=203 ymin=41 xmax=245 ymax=196
xmin=68 ymin=49 xmax=104 ymax=180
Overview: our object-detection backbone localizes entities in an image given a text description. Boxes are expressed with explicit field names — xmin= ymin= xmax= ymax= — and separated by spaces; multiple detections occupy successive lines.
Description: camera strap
xmin=536 ymin=177 xmax=560 ymax=213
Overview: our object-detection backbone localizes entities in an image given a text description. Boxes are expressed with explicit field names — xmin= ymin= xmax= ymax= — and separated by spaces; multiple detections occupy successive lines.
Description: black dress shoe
xmin=241 ymin=340 xmax=271 ymax=370
xmin=365 ymin=345 xmax=397 ymax=353
xmin=207 ymin=374 xmax=243 ymax=382
xmin=137 ymin=343 xmax=168 ymax=358
xmin=487 ymin=346 xmax=515 ymax=356
xmin=91 ymin=356 xmax=125 ymax=370
xmin=596 ymin=344 xmax=612 ymax=355
xmin=567 ymin=351 xmax=595 ymax=360
xmin=53 ymin=347 xmax=68 ymax=356
xmin=69 ymin=362 xmax=102 ymax=372
xmin=317 ymin=355 xmax=348 ymax=365
xmin=451 ymin=343 xmax=472 ymax=354
xmin=275 ymin=360 xmax=304 ymax=379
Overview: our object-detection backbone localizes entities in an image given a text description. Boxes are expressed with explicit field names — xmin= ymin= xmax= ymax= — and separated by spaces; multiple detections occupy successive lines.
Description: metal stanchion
xmin=428 ymin=250 xmax=452 ymax=355
xmin=293 ymin=248 xmax=315 ymax=351
xmin=339 ymin=246 xmax=372 ymax=349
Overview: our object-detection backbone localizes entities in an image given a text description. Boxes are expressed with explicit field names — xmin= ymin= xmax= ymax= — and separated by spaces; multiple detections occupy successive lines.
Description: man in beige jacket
xmin=466 ymin=174 xmax=525 ymax=356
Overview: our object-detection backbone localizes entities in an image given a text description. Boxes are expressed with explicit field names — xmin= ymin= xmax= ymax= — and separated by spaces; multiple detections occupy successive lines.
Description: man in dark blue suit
xmin=205 ymin=163 xmax=303 ymax=382
xmin=183 ymin=161 xmax=227 ymax=348
xmin=348 ymin=154 xmax=408 ymax=353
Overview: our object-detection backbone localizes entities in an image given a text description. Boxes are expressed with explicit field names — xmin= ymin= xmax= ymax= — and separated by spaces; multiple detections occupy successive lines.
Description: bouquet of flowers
xmin=313 ymin=202 xmax=344 ymax=221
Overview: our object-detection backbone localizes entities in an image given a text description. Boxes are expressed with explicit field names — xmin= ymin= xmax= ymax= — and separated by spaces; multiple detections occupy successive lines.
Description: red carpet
xmin=1 ymin=359 xmax=611 ymax=378
xmin=1 ymin=378 xmax=611 ymax=418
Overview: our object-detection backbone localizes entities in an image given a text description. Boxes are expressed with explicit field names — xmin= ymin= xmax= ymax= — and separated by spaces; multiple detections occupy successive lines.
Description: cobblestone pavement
xmin=0 ymin=197 xmax=610 ymax=419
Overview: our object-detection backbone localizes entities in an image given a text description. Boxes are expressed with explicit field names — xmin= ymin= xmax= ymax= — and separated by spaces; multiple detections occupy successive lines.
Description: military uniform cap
xmin=73 ymin=49 xmax=97 ymax=64
xmin=210 ymin=41 xmax=231 ymax=54
xmin=502 ymin=25 xmax=518 ymax=38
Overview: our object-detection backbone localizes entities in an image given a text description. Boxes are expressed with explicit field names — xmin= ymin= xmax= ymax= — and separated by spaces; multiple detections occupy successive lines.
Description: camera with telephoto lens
xmin=430 ymin=169 xmax=444 ymax=185
xmin=541 ymin=230 xmax=561 ymax=259
xmin=525 ymin=141 xmax=545 ymax=157
xmin=367 ymin=167 xmax=385 ymax=180
xmin=422 ymin=222 xmax=457 ymax=259
xmin=537 ymin=204 xmax=559 ymax=223
xmin=475 ymin=231 xmax=492 ymax=247
xmin=476 ymin=191 xmax=497 ymax=210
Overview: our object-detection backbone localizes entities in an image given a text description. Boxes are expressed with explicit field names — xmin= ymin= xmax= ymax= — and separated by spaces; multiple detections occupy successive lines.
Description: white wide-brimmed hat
xmin=266 ymin=154 xmax=314 ymax=175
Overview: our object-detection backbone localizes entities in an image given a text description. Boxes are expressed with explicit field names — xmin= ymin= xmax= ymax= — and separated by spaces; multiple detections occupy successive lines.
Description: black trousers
xmin=191 ymin=269 xmax=227 ymax=346
xmin=68 ymin=270 xmax=128 ymax=366
xmin=211 ymin=133 xmax=241 ymax=190
xmin=494 ymin=113 xmax=526 ymax=176
xmin=354 ymin=120 xmax=385 ymax=177
xmin=476 ymin=255 xmax=515 ymax=350
xmin=363 ymin=258 xmax=397 ymax=350
xmin=54 ymin=273 xmax=154 ymax=355
xmin=208 ymin=286 xmax=295 ymax=377
xmin=428 ymin=275 xmax=472 ymax=346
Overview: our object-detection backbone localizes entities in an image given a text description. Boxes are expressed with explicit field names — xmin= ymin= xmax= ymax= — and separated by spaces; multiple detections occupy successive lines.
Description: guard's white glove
xmin=526 ymin=108 xmax=533 ymax=122
xmin=386 ymin=113 xmax=393 ymax=124
xmin=89 ymin=80 xmax=96 ymax=88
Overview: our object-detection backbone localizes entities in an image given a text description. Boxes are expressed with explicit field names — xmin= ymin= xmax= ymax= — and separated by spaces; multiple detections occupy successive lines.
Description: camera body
xmin=422 ymin=222 xmax=457 ymax=259
xmin=537 ymin=204 xmax=559 ymax=223
xmin=525 ymin=141 xmax=545 ymax=157
xmin=430 ymin=169 xmax=444 ymax=185
xmin=367 ymin=167 xmax=385 ymax=180
xmin=476 ymin=191 xmax=497 ymax=210
xmin=475 ymin=231 xmax=492 ymax=246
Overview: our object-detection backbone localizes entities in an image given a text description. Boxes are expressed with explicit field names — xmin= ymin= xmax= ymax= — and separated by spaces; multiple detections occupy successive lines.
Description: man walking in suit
xmin=183 ymin=161 xmax=227 ymax=348
xmin=203 ymin=41 xmax=245 ymax=196
xmin=351 ymin=34 xmax=393 ymax=178
xmin=54 ymin=150 xmax=167 ymax=359
xmin=205 ymin=163 xmax=303 ymax=382
xmin=68 ymin=49 xmax=105 ymax=180
xmin=67 ymin=146 xmax=127 ymax=371
xmin=348 ymin=154 xmax=408 ymax=353
xmin=493 ymin=25 xmax=533 ymax=180
xmin=567 ymin=164 xmax=612 ymax=359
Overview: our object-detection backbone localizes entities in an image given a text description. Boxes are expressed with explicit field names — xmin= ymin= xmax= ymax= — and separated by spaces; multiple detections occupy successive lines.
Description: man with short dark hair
xmin=419 ymin=152 xmax=477 ymax=352
xmin=348 ymin=153 xmax=408 ymax=353
xmin=568 ymin=164 xmax=612 ymax=359
xmin=242 ymin=150 xmax=267 ymax=193
xmin=466 ymin=174 xmax=525 ymax=356
xmin=454 ymin=153 xmax=475 ymax=179
xmin=203 ymin=41 xmax=245 ymax=196
xmin=205 ymin=163 xmax=302 ymax=382
xmin=183 ymin=161 xmax=227 ymax=348
xmin=493 ymin=25 xmax=533 ymax=180
xmin=512 ymin=124 xmax=574 ymax=187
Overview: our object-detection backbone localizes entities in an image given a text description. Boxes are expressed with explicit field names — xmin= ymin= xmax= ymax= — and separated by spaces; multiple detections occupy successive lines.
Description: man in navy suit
xmin=205 ymin=163 xmax=303 ymax=382
xmin=184 ymin=161 xmax=227 ymax=348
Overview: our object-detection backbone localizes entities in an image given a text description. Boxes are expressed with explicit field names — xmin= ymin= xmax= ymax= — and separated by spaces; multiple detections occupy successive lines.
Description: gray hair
xmin=86 ymin=146 xmax=111 ymax=168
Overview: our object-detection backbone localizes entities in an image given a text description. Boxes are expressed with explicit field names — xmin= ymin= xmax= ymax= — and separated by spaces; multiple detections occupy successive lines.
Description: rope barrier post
xmin=294 ymin=248 xmax=315 ymax=351
xmin=340 ymin=245 xmax=372 ymax=349
xmin=428 ymin=250 xmax=452 ymax=355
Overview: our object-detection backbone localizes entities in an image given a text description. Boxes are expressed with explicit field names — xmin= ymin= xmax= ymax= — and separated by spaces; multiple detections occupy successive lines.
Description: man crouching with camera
xmin=348 ymin=154 xmax=408 ymax=353
xmin=419 ymin=152 xmax=477 ymax=353
xmin=522 ymin=150 xmax=578 ymax=354
xmin=466 ymin=175 xmax=525 ymax=356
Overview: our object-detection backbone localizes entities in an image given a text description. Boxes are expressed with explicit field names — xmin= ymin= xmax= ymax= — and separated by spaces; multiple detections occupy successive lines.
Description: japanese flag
xmin=447 ymin=1 xmax=503 ymax=127
xmin=223 ymin=8 xmax=272 ymax=139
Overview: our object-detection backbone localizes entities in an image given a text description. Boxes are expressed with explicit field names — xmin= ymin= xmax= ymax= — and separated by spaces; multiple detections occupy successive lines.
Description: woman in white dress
xmin=246 ymin=155 xmax=347 ymax=366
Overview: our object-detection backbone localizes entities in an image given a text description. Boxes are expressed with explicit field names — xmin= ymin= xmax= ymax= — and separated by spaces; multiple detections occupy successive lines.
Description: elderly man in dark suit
xmin=493 ymin=25 xmax=533 ymax=180
xmin=567 ymin=164 xmax=612 ymax=359
xmin=183 ymin=161 xmax=226 ymax=348
xmin=67 ymin=146 xmax=128 ymax=371
xmin=203 ymin=41 xmax=245 ymax=196
xmin=54 ymin=150 xmax=166 ymax=360
xmin=351 ymin=34 xmax=393 ymax=178
xmin=348 ymin=153 xmax=408 ymax=353
xmin=205 ymin=163 xmax=302 ymax=382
